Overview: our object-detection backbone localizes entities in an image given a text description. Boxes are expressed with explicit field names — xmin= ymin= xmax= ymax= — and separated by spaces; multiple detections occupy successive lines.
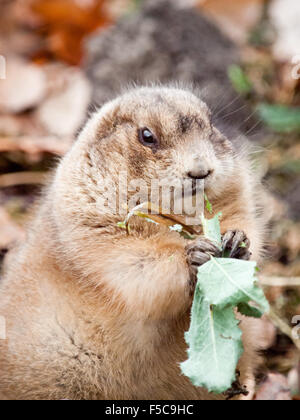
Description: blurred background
xmin=0 ymin=0 xmax=299 ymax=400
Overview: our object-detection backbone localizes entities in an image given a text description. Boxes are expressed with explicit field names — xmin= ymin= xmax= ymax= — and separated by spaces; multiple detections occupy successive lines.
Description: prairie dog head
xmin=52 ymin=86 xmax=243 ymax=237
xmin=53 ymin=86 xmax=239 ymax=221
xmin=86 ymin=85 xmax=236 ymax=185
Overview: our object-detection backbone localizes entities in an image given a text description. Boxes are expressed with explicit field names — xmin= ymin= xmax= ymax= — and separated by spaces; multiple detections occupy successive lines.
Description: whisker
xmin=214 ymin=94 xmax=242 ymax=119
xmin=220 ymin=104 xmax=248 ymax=120
xmin=244 ymin=119 xmax=262 ymax=136
xmin=237 ymin=108 xmax=259 ymax=131
xmin=210 ymin=89 xmax=233 ymax=114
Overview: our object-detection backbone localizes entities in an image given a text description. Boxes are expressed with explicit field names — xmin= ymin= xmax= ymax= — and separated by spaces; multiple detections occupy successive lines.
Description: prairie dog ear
xmin=77 ymin=99 xmax=121 ymax=144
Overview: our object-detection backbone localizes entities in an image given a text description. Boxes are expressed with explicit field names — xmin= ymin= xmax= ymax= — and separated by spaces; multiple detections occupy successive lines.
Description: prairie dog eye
xmin=138 ymin=128 xmax=158 ymax=148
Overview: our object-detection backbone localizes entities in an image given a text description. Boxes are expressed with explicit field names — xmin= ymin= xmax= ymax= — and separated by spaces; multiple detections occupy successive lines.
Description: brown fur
xmin=0 ymin=86 xmax=269 ymax=400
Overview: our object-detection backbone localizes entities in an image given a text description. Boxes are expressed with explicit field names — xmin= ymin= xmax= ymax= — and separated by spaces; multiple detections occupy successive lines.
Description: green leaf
xmin=117 ymin=221 xmax=127 ymax=229
xmin=181 ymin=258 xmax=269 ymax=393
xmin=169 ymin=224 xmax=183 ymax=233
xmin=204 ymin=194 xmax=213 ymax=214
xmin=201 ymin=213 xmax=222 ymax=250
xmin=169 ymin=224 xmax=195 ymax=239
xmin=228 ymin=65 xmax=252 ymax=95
xmin=258 ymin=104 xmax=300 ymax=134
xmin=181 ymin=287 xmax=243 ymax=394
xmin=197 ymin=257 xmax=269 ymax=312
xmin=237 ymin=302 xmax=264 ymax=319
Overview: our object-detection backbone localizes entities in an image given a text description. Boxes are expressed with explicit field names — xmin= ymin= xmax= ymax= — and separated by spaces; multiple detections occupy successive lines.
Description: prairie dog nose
xmin=187 ymin=158 xmax=213 ymax=180
xmin=187 ymin=169 xmax=212 ymax=180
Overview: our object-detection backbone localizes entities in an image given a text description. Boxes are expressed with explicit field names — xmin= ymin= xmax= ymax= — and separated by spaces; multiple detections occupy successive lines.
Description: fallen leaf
xmin=31 ymin=0 xmax=111 ymax=64
xmin=270 ymin=0 xmax=300 ymax=61
xmin=255 ymin=373 xmax=292 ymax=400
xmin=0 ymin=135 xmax=72 ymax=156
xmin=37 ymin=68 xmax=91 ymax=137
xmin=198 ymin=0 xmax=264 ymax=44
xmin=0 ymin=56 xmax=47 ymax=114
xmin=287 ymin=366 xmax=300 ymax=397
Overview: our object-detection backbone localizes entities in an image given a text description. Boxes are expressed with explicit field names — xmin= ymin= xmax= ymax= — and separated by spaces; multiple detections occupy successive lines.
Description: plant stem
xmin=267 ymin=307 xmax=300 ymax=352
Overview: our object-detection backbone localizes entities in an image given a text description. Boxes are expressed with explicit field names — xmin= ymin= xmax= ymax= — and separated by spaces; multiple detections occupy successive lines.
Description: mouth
xmin=183 ymin=178 xmax=206 ymax=197
xmin=170 ymin=179 xmax=205 ymax=201
xmin=191 ymin=179 xmax=200 ymax=196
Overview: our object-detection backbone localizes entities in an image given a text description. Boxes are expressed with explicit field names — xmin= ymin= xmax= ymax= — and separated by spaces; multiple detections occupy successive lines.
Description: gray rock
xmin=85 ymin=0 xmax=260 ymax=139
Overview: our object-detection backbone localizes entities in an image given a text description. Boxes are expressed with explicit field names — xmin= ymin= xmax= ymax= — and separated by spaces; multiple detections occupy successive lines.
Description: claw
xmin=186 ymin=237 xmax=222 ymax=292
xmin=222 ymin=230 xmax=234 ymax=253
xmin=222 ymin=230 xmax=251 ymax=261
xmin=229 ymin=231 xmax=245 ymax=258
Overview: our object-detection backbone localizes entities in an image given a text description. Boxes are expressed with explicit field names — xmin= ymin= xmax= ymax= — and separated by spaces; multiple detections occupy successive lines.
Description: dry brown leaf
xmin=270 ymin=0 xmax=300 ymax=61
xmin=0 ymin=56 xmax=47 ymax=113
xmin=104 ymin=0 xmax=131 ymax=20
xmin=9 ymin=0 xmax=41 ymax=28
xmin=198 ymin=0 xmax=264 ymax=44
xmin=37 ymin=68 xmax=91 ymax=137
xmin=288 ymin=366 xmax=300 ymax=397
xmin=30 ymin=0 xmax=111 ymax=64
xmin=271 ymin=63 xmax=299 ymax=104
xmin=31 ymin=0 xmax=108 ymax=30
xmin=255 ymin=373 xmax=292 ymax=400
xmin=0 ymin=135 xmax=72 ymax=156
xmin=0 ymin=113 xmax=48 ymax=138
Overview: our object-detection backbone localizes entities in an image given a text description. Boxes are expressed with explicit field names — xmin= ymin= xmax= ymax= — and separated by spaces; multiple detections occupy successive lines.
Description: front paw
xmin=222 ymin=230 xmax=251 ymax=260
xmin=186 ymin=238 xmax=221 ymax=289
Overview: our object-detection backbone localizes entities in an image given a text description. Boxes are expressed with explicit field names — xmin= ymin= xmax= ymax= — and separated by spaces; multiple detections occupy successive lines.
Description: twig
xmin=0 ymin=171 xmax=47 ymax=188
xmin=260 ymin=276 xmax=300 ymax=287
xmin=0 ymin=136 xmax=72 ymax=156
xmin=267 ymin=307 xmax=300 ymax=352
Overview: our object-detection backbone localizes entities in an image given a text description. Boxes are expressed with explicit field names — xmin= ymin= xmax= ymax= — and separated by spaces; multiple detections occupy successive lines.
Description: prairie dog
xmin=0 ymin=86 xmax=268 ymax=400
